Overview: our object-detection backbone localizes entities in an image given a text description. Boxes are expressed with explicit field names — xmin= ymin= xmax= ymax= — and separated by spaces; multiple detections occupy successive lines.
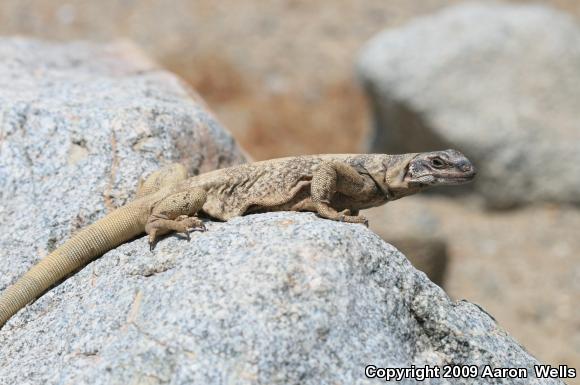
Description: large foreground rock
xmin=357 ymin=3 xmax=580 ymax=208
xmin=0 ymin=213 xmax=562 ymax=385
xmin=0 ymin=37 xmax=246 ymax=291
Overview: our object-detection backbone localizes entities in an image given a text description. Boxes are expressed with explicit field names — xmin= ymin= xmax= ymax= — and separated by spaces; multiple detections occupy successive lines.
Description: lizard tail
xmin=0 ymin=202 xmax=145 ymax=328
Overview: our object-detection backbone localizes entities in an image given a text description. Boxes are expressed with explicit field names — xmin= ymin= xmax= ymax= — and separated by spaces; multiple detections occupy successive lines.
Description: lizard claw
xmin=189 ymin=222 xmax=207 ymax=232
xmin=184 ymin=222 xmax=206 ymax=241
xmin=355 ymin=215 xmax=369 ymax=227
xmin=148 ymin=231 xmax=157 ymax=251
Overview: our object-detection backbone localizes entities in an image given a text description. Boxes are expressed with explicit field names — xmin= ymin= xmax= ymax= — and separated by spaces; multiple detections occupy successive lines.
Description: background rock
xmin=0 ymin=212 xmax=562 ymax=385
xmin=1 ymin=1 xmax=580 ymax=160
xmin=0 ymin=0 xmax=466 ymax=160
xmin=357 ymin=2 xmax=580 ymax=208
xmin=0 ymin=37 xmax=247 ymax=293
xmin=386 ymin=237 xmax=448 ymax=287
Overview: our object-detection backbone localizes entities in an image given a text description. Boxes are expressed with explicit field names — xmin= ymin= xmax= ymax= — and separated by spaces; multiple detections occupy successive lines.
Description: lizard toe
xmin=338 ymin=209 xmax=352 ymax=216
xmin=184 ymin=218 xmax=206 ymax=232
xmin=186 ymin=224 xmax=206 ymax=233
xmin=148 ymin=231 xmax=158 ymax=251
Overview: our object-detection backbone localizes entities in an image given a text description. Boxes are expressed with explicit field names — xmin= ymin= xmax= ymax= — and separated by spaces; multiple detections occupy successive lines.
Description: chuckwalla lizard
xmin=0 ymin=150 xmax=475 ymax=327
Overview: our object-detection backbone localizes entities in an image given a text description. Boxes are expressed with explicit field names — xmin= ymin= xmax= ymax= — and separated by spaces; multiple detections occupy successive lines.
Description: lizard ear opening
xmin=402 ymin=156 xmax=428 ymax=187
xmin=381 ymin=159 xmax=390 ymax=182
xmin=405 ymin=156 xmax=421 ymax=178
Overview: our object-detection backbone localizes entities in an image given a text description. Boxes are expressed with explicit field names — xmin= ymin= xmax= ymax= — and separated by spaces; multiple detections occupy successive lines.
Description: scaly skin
xmin=0 ymin=150 xmax=475 ymax=328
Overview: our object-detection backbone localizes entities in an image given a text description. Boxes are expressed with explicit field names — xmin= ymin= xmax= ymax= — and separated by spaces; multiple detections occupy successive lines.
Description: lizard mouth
xmin=410 ymin=171 xmax=476 ymax=186
xmin=437 ymin=171 xmax=477 ymax=184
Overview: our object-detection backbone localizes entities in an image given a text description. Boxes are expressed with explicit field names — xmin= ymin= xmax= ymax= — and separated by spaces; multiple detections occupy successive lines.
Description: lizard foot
xmin=339 ymin=214 xmax=369 ymax=227
xmin=146 ymin=216 xmax=206 ymax=246
xmin=178 ymin=217 xmax=207 ymax=241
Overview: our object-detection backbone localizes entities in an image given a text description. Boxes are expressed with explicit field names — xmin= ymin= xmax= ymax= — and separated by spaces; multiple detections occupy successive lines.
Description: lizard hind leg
xmin=145 ymin=188 xmax=207 ymax=250
xmin=136 ymin=163 xmax=189 ymax=198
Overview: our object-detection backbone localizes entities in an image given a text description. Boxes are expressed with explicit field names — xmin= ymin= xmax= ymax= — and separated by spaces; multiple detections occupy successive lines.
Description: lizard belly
xmin=202 ymin=180 xmax=312 ymax=220
xmin=330 ymin=192 xmax=389 ymax=211
xmin=248 ymin=187 xmax=316 ymax=214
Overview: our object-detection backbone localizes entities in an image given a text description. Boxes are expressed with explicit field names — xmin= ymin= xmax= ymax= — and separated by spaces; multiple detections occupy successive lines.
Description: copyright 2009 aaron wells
xmin=365 ymin=364 xmax=577 ymax=381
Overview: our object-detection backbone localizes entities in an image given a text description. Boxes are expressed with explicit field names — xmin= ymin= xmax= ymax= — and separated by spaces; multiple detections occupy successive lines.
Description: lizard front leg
xmin=146 ymin=188 xmax=207 ymax=250
xmin=311 ymin=161 xmax=369 ymax=225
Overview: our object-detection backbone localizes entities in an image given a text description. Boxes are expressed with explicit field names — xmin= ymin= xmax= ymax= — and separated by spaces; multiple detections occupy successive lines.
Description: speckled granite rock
xmin=0 ymin=212 xmax=561 ymax=385
xmin=0 ymin=37 xmax=247 ymax=293
xmin=357 ymin=2 xmax=580 ymax=208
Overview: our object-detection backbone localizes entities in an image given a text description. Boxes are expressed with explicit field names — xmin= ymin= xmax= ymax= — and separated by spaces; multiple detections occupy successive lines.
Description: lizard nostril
xmin=459 ymin=162 xmax=472 ymax=172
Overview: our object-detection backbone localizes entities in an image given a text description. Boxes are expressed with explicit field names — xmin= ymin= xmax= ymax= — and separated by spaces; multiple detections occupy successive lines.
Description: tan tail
xmin=0 ymin=203 xmax=145 ymax=327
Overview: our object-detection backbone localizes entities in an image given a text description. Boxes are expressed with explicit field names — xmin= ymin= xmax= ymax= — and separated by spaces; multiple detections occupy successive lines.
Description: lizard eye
xmin=431 ymin=157 xmax=445 ymax=168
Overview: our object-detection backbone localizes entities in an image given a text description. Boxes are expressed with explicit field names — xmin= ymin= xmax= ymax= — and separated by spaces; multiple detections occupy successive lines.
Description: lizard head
xmin=404 ymin=149 xmax=476 ymax=187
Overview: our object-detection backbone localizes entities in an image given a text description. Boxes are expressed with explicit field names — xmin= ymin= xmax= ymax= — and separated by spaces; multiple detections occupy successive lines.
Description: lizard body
xmin=0 ymin=150 xmax=475 ymax=328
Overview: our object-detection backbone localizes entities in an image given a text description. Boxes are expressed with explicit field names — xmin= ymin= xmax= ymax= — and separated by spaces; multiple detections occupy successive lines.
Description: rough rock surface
xmin=357 ymin=2 xmax=580 ymax=208
xmin=0 ymin=37 xmax=246 ymax=293
xmin=0 ymin=212 xmax=562 ymax=385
